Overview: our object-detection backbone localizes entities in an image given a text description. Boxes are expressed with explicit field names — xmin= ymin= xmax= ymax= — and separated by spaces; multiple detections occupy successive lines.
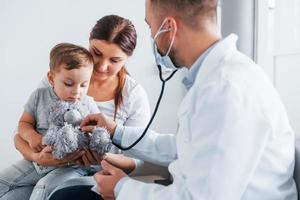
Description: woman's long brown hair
xmin=90 ymin=15 xmax=137 ymax=121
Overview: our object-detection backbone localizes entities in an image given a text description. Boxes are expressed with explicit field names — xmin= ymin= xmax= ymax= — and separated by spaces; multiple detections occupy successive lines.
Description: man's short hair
xmin=49 ymin=43 xmax=93 ymax=71
xmin=150 ymin=0 xmax=218 ymax=29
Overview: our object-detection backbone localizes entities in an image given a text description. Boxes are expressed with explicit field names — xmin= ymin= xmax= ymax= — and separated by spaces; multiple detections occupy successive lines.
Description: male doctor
xmin=81 ymin=0 xmax=297 ymax=199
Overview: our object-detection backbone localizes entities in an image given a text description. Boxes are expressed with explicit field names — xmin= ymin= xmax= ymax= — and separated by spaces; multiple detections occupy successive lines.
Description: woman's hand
xmin=28 ymin=132 xmax=44 ymax=152
xmin=77 ymin=149 xmax=105 ymax=167
xmin=80 ymin=113 xmax=117 ymax=136
xmin=103 ymin=153 xmax=136 ymax=174
xmin=33 ymin=146 xmax=85 ymax=167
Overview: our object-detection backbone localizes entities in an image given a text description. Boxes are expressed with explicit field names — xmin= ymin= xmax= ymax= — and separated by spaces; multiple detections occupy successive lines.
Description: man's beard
xmin=169 ymin=48 xmax=182 ymax=68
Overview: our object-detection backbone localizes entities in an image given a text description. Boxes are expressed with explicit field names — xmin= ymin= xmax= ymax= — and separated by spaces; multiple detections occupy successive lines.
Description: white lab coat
xmin=117 ymin=34 xmax=297 ymax=200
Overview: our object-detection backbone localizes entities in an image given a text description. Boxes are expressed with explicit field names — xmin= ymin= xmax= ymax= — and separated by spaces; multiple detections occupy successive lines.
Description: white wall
xmin=0 ymin=0 xmax=186 ymax=170
xmin=221 ymin=0 xmax=255 ymax=59
xmin=255 ymin=0 xmax=300 ymax=138
xmin=255 ymin=0 xmax=300 ymax=191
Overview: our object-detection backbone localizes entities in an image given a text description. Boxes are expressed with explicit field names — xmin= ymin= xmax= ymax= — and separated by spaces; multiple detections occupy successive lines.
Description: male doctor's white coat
xmin=114 ymin=34 xmax=297 ymax=200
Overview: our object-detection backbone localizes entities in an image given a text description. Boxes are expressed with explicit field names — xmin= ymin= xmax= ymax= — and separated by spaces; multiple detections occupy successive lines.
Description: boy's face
xmin=48 ymin=64 xmax=93 ymax=102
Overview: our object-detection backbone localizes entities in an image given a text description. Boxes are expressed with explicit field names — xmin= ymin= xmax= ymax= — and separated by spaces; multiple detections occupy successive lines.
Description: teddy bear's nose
xmin=67 ymin=109 xmax=70 ymax=111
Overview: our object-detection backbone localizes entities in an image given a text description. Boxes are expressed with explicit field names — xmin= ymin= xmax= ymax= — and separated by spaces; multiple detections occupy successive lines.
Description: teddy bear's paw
xmin=89 ymin=127 xmax=112 ymax=154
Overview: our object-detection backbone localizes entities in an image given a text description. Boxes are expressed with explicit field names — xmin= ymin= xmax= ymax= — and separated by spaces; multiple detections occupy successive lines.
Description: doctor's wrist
xmin=114 ymin=176 xmax=130 ymax=198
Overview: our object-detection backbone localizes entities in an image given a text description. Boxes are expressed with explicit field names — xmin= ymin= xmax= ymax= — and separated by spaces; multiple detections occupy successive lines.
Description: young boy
xmin=0 ymin=43 xmax=102 ymax=200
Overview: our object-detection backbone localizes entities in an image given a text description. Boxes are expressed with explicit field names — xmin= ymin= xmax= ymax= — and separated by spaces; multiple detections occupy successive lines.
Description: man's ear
xmin=47 ymin=71 xmax=55 ymax=87
xmin=165 ymin=16 xmax=178 ymax=39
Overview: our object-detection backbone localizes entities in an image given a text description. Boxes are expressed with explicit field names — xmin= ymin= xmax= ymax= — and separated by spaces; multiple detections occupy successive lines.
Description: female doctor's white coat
xmin=115 ymin=34 xmax=297 ymax=200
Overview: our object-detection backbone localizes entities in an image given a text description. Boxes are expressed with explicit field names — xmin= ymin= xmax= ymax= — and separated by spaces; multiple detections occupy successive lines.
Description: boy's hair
xmin=49 ymin=43 xmax=93 ymax=71
xmin=150 ymin=0 xmax=218 ymax=30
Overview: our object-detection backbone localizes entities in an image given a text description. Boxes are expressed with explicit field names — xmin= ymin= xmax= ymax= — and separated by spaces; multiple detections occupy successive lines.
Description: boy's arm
xmin=18 ymin=112 xmax=43 ymax=152
xmin=14 ymin=133 xmax=85 ymax=167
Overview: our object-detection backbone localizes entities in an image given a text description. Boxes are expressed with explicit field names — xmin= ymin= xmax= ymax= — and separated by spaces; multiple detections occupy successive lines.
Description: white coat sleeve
xmin=116 ymin=81 xmax=271 ymax=200
xmin=120 ymin=126 xmax=177 ymax=167
xmin=121 ymin=84 xmax=151 ymax=170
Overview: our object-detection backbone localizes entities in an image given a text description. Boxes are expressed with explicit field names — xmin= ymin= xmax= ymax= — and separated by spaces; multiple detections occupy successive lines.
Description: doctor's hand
xmin=94 ymin=160 xmax=127 ymax=200
xmin=80 ymin=113 xmax=117 ymax=136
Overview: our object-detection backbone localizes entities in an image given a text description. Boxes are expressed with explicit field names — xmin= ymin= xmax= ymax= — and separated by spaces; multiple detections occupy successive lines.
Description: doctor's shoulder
xmin=190 ymin=53 xmax=266 ymax=103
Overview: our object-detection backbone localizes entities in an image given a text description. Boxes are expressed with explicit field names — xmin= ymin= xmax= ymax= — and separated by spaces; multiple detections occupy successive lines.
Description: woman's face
xmin=89 ymin=39 xmax=129 ymax=81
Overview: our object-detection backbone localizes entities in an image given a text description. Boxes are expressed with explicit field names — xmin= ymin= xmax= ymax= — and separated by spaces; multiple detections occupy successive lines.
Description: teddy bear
xmin=42 ymin=100 xmax=112 ymax=159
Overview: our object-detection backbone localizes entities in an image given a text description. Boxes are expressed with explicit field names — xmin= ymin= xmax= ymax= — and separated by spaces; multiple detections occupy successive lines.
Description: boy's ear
xmin=47 ymin=71 xmax=55 ymax=87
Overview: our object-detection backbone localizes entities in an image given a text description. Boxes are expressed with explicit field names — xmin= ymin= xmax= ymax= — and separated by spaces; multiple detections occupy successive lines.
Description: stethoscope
xmin=112 ymin=65 xmax=177 ymax=150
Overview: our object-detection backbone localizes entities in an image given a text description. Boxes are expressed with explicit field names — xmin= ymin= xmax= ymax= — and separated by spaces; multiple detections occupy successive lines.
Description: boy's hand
xmin=28 ymin=132 xmax=44 ymax=152
xmin=33 ymin=146 xmax=57 ymax=166
xmin=34 ymin=146 xmax=85 ymax=167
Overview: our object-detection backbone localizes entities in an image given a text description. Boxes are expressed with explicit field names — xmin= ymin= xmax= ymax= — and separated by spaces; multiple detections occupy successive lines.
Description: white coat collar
xmin=194 ymin=34 xmax=238 ymax=88
xmin=178 ymin=34 xmax=238 ymax=115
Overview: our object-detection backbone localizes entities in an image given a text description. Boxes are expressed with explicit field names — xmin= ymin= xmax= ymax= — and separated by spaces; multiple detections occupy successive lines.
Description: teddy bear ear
xmin=48 ymin=100 xmax=70 ymax=126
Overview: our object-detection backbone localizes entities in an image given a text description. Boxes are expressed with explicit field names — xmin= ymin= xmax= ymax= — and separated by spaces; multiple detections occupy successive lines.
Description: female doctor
xmin=50 ymin=0 xmax=297 ymax=199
